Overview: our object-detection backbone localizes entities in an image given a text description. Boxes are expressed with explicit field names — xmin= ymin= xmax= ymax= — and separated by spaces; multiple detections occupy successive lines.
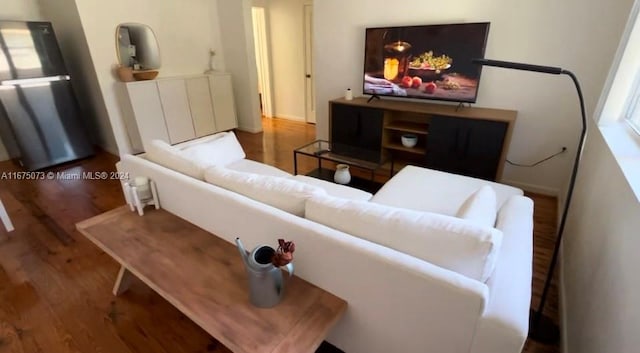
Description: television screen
xmin=363 ymin=22 xmax=490 ymax=103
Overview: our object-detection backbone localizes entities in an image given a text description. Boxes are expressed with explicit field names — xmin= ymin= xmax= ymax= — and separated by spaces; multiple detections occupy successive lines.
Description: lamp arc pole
xmin=473 ymin=58 xmax=588 ymax=343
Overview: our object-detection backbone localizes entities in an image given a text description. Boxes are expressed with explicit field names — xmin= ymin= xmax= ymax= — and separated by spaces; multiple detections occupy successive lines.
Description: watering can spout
xmin=235 ymin=237 xmax=250 ymax=267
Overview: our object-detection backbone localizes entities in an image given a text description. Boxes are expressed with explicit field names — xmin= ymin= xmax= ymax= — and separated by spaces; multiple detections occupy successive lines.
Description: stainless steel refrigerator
xmin=0 ymin=21 xmax=93 ymax=171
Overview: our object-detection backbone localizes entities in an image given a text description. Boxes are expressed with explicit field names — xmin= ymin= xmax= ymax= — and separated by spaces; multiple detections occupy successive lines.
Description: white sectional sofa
xmin=116 ymin=132 xmax=533 ymax=353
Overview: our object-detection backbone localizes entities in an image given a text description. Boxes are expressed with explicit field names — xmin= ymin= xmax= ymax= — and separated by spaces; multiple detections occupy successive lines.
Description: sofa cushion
xmin=292 ymin=175 xmax=373 ymax=201
xmin=146 ymin=139 xmax=202 ymax=179
xmin=306 ymin=195 xmax=503 ymax=282
xmin=204 ymin=167 xmax=326 ymax=216
xmin=455 ymin=185 xmax=497 ymax=228
xmin=227 ymin=159 xmax=293 ymax=178
xmin=180 ymin=132 xmax=246 ymax=169
xmin=372 ymin=166 xmax=522 ymax=216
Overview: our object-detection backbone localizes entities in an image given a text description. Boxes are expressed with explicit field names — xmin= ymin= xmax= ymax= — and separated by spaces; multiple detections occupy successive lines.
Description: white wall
xmin=0 ymin=0 xmax=43 ymax=161
xmin=73 ymin=0 xmax=223 ymax=154
xmin=38 ymin=0 xmax=118 ymax=155
xmin=562 ymin=126 xmax=640 ymax=353
xmin=217 ymin=0 xmax=263 ymax=133
xmin=0 ymin=0 xmax=41 ymax=21
xmin=314 ymin=0 xmax=634 ymax=194
xmin=267 ymin=0 xmax=306 ymax=121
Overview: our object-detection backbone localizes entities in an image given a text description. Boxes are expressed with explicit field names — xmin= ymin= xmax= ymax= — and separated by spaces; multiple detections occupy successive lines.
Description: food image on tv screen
xmin=363 ymin=22 xmax=490 ymax=103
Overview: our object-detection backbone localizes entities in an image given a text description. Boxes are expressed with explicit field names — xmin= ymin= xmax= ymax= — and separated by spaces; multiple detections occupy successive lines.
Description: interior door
xmin=303 ymin=4 xmax=316 ymax=124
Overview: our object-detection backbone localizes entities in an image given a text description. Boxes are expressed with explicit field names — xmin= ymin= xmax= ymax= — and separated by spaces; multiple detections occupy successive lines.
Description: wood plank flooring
xmin=0 ymin=117 xmax=559 ymax=353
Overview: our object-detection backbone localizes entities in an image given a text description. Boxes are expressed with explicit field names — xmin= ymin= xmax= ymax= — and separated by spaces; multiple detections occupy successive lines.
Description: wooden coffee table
xmin=76 ymin=206 xmax=347 ymax=353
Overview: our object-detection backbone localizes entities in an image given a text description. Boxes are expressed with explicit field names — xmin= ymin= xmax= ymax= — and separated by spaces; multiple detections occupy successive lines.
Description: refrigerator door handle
xmin=1 ymin=75 xmax=71 ymax=86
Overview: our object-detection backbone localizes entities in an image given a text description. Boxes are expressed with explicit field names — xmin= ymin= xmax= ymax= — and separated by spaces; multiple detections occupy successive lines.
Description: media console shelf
xmin=384 ymin=121 xmax=429 ymax=155
xmin=329 ymin=97 xmax=517 ymax=181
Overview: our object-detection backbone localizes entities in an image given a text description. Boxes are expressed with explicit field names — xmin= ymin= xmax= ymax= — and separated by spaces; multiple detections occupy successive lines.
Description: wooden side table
xmin=76 ymin=206 xmax=347 ymax=353
xmin=0 ymin=198 xmax=14 ymax=232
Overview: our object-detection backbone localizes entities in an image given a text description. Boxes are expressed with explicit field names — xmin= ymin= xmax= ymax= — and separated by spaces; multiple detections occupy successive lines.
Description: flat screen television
xmin=363 ymin=22 xmax=490 ymax=103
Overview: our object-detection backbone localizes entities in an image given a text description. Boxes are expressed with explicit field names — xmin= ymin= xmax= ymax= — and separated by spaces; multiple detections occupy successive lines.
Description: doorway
xmin=251 ymin=6 xmax=273 ymax=118
xmin=303 ymin=3 xmax=316 ymax=123
xmin=250 ymin=0 xmax=314 ymax=123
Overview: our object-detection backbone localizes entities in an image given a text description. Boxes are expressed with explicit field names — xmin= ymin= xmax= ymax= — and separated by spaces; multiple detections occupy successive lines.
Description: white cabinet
xmin=186 ymin=76 xmax=217 ymax=137
xmin=157 ymin=78 xmax=196 ymax=143
xmin=208 ymin=74 xmax=238 ymax=132
xmin=123 ymin=81 xmax=169 ymax=151
xmin=121 ymin=73 xmax=238 ymax=153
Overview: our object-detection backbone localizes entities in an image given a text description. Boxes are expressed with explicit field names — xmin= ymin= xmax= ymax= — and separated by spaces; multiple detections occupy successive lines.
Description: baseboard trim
xmin=237 ymin=125 xmax=263 ymax=133
xmin=274 ymin=114 xmax=305 ymax=122
xmin=499 ymin=179 xmax=559 ymax=197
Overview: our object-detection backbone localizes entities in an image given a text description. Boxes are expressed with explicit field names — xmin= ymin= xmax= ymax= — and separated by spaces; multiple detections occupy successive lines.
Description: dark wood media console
xmin=329 ymin=97 xmax=517 ymax=181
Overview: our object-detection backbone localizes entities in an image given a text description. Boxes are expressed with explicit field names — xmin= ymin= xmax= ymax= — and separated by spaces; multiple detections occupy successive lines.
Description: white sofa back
xmin=204 ymin=166 xmax=326 ymax=217
xmin=117 ymin=154 xmax=490 ymax=353
xmin=306 ymin=195 xmax=503 ymax=282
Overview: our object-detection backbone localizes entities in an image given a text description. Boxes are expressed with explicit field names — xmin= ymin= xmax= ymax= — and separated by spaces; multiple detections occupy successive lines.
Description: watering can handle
xmin=283 ymin=262 xmax=294 ymax=278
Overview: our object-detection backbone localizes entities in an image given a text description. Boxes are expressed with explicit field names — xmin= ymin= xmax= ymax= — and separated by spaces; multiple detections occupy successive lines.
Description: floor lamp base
xmin=528 ymin=308 xmax=560 ymax=344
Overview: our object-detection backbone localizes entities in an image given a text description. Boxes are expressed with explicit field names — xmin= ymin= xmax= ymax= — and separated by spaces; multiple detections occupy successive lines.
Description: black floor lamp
xmin=472 ymin=58 xmax=588 ymax=344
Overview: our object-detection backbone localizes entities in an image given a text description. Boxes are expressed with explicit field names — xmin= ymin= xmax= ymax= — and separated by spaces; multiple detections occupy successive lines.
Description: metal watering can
xmin=235 ymin=238 xmax=294 ymax=308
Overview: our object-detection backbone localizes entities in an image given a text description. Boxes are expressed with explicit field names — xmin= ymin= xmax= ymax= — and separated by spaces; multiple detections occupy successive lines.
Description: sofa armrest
xmin=471 ymin=195 xmax=534 ymax=353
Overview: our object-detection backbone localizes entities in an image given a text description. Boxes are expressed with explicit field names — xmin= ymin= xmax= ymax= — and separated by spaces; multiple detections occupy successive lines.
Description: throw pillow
xmin=204 ymin=167 xmax=326 ymax=216
xmin=455 ymin=185 xmax=498 ymax=228
xmin=145 ymin=139 xmax=202 ymax=179
xmin=180 ymin=132 xmax=246 ymax=170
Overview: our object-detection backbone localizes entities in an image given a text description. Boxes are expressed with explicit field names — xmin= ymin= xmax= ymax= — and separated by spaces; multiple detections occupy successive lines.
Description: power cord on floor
xmin=506 ymin=147 xmax=567 ymax=167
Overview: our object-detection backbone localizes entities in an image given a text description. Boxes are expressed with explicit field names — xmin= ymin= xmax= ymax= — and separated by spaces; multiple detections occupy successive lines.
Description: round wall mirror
xmin=116 ymin=23 xmax=161 ymax=70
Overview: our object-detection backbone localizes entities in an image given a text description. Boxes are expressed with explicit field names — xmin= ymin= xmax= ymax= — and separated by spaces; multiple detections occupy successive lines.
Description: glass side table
xmin=293 ymin=140 xmax=385 ymax=193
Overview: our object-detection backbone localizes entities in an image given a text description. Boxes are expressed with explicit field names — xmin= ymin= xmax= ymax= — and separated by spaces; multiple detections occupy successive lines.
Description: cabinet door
xmin=426 ymin=116 xmax=507 ymax=181
xmin=330 ymin=103 xmax=383 ymax=163
xmin=157 ymin=79 xmax=196 ymax=144
xmin=208 ymin=74 xmax=238 ymax=132
xmin=186 ymin=77 xmax=217 ymax=137
xmin=125 ymin=81 xmax=169 ymax=149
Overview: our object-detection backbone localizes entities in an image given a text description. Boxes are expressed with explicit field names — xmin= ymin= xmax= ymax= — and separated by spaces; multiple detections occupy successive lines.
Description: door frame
xmin=303 ymin=2 xmax=316 ymax=124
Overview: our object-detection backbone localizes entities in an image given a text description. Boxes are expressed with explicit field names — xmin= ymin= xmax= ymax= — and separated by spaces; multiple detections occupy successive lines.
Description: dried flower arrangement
xmin=271 ymin=239 xmax=295 ymax=267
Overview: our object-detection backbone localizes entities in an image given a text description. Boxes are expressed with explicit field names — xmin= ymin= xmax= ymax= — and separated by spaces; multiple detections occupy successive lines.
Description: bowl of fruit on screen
xmin=408 ymin=51 xmax=452 ymax=81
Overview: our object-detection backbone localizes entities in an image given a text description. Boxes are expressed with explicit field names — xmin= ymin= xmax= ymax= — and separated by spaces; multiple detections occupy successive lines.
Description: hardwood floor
xmin=0 ymin=117 xmax=559 ymax=353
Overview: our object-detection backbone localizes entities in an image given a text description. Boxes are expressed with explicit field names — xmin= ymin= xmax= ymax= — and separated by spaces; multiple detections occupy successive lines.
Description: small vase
xmin=334 ymin=164 xmax=351 ymax=185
